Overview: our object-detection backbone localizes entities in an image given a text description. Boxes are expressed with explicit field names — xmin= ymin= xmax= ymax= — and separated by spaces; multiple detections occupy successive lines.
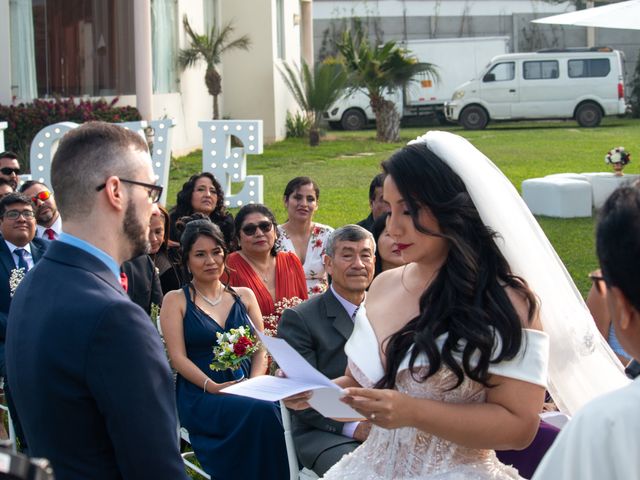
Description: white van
xmin=444 ymin=47 xmax=627 ymax=129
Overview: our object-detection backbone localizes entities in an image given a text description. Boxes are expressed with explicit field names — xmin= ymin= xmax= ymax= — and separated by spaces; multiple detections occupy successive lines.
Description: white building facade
xmin=0 ymin=0 xmax=301 ymax=154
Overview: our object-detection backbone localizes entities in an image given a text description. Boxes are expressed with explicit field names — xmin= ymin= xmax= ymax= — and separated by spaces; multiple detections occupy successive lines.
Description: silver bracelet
xmin=203 ymin=378 xmax=211 ymax=393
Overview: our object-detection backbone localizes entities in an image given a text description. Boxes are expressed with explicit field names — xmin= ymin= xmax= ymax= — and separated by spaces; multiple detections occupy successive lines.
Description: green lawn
xmin=168 ymin=117 xmax=640 ymax=297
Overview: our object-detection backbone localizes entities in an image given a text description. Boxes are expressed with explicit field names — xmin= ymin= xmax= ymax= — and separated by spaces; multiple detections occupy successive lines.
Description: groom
xmin=533 ymin=185 xmax=640 ymax=479
xmin=5 ymin=122 xmax=187 ymax=479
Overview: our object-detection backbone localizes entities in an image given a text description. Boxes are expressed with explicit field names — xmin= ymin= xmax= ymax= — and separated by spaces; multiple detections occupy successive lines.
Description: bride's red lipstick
xmin=396 ymin=243 xmax=412 ymax=251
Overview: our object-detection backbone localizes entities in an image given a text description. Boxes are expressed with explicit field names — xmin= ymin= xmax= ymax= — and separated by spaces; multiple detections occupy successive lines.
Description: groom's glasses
xmin=96 ymin=178 xmax=163 ymax=203
xmin=241 ymin=221 xmax=273 ymax=236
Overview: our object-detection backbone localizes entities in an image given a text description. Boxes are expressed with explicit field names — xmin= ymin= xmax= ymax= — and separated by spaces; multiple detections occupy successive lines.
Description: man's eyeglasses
xmin=2 ymin=209 xmax=35 ymax=220
xmin=0 ymin=167 xmax=20 ymax=176
xmin=31 ymin=190 xmax=52 ymax=203
xmin=96 ymin=179 xmax=163 ymax=204
xmin=241 ymin=221 xmax=273 ymax=236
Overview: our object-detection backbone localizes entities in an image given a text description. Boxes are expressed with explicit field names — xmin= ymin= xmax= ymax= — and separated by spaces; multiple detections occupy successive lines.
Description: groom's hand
xmin=276 ymin=369 xmax=312 ymax=410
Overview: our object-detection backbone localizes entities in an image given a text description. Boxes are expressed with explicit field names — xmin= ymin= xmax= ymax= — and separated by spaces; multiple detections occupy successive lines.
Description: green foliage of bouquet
xmin=210 ymin=326 xmax=260 ymax=372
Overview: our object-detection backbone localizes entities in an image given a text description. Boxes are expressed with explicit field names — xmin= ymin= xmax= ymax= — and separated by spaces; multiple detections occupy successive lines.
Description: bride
xmin=287 ymin=131 xmax=627 ymax=479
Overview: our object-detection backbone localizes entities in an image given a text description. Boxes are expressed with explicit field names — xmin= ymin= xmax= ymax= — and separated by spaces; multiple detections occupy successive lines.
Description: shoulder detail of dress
xmin=346 ymin=305 xmax=549 ymax=388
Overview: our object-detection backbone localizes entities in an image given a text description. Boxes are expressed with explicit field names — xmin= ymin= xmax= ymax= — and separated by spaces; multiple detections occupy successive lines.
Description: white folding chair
xmin=279 ymin=401 xmax=319 ymax=480
xmin=179 ymin=427 xmax=211 ymax=480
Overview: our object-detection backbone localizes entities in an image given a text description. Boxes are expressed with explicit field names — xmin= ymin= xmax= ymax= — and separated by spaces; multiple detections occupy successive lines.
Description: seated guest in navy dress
xmin=160 ymin=214 xmax=289 ymax=480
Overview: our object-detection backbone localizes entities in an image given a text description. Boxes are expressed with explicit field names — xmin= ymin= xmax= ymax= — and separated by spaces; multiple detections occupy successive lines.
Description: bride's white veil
xmin=408 ymin=131 xmax=628 ymax=415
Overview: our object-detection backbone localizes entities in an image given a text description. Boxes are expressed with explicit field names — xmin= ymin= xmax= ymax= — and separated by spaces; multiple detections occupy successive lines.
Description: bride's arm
xmin=160 ymin=290 xmax=238 ymax=393
xmin=342 ymin=374 xmax=544 ymax=450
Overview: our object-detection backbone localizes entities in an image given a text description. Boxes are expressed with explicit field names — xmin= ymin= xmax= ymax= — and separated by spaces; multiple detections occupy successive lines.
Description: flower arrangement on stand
xmin=605 ymin=147 xmax=631 ymax=176
xmin=9 ymin=268 xmax=26 ymax=297
xmin=210 ymin=326 xmax=260 ymax=380
xmin=263 ymin=297 xmax=304 ymax=374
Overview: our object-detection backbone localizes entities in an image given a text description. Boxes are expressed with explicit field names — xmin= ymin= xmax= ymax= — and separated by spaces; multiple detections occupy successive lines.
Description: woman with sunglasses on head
xmin=276 ymin=176 xmax=333 ymax=296
xmin=149 ymin=204 xmax=186 ymax=294
xmin=226 ymin=204 xmax=307 ymax=316
xmin=168 ymin=172 xmax=234 ymax=248
xmin=160 ymin=214 xmax=289 ymax=480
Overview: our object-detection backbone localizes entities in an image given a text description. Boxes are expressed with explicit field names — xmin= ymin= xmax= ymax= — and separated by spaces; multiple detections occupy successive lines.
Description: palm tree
xmin=178 ymin=16 xmax=251 ymax=120
xmin=279 ymin=60 xmax=348 ymax=146
xmin=337 ymin=29 xmax=438 ymax=142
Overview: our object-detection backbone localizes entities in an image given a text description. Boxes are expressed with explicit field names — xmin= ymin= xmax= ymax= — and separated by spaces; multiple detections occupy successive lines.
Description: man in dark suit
xmin=279 ymin=224 xmax=376 ymax=476
xmin=0 ymin=193 xmax=48 ymax=444
xmin=6 ymin=122 xmax=187 ymax=479
xmin=0 ymin=193 xmax=48 ymax=376
xmin=356 ymin=173 xmax=389 ymax=233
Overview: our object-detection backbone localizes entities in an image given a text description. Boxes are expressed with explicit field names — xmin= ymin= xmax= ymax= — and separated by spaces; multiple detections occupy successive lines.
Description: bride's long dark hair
xmin=376 ymin=143 xmax=537 ymax=390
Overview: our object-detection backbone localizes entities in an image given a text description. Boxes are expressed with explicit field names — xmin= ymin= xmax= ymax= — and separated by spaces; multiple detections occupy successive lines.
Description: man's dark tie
xmin=352 ymin=306 xmax=360 ymax=320
xmin=13 ymin=248 xmax=29 ymax=272
xmin=120 ymin=272 xmax=128 ymax=292
xmin=44 ymin=228 xmax=55 ymax=240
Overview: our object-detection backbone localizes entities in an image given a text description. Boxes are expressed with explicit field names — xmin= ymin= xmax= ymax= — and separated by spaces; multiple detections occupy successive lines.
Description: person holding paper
xmin=288 ymin=133 xmax=554 ymax=479
xmin=160 ymin=214 xmax=289 ymax=480
xmin=278 ymin=224 xmax=375 ymax=476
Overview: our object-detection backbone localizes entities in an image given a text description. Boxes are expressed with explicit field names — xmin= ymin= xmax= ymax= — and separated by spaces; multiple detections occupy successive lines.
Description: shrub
xmin=285 ymin=111 xmax=310 ymax=138
xmin=630 ymin=50 xmax=640 ymax=118
xmin=0 ymin=97 xmax=141 ymax=172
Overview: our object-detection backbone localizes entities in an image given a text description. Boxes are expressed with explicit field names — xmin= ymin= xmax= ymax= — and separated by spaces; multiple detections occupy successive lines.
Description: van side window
xmin=483 ymin=62 xmax=515 ymax=82
xmin=568 ymin=59 xmax=611 ymax=78
xmin=523 ymin=61 xmax=559 ymax=80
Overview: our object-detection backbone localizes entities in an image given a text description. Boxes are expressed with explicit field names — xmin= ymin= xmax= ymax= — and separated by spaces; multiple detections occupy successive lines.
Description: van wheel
xmin=460 ymin=106 xmax=488 ymax=130
xmin=575 ymin=103 xmax=602 ymax=128
xmin=341 ymin=109 xmax=366 ymax=130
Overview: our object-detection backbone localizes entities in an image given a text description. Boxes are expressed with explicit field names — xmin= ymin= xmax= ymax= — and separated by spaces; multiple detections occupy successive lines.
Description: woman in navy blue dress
xmin=160 ymin=214 xmax=289 ymax=479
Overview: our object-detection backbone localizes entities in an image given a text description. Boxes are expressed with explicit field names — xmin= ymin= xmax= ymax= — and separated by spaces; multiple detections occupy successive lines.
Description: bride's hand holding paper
xmin=341 ymin=387 xmax=412 ymax=429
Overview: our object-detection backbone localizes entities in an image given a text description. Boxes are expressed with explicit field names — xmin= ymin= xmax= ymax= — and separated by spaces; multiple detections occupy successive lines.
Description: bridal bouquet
xmin=263 ymin=297 xmax=304 ymax=337
xmin=605 ymin=146 xmax=631 ymax=166
xmin=9 ymin=268 xmax=26 ymax=297
xmin=210 ymin=326 xmax=260 ymax=372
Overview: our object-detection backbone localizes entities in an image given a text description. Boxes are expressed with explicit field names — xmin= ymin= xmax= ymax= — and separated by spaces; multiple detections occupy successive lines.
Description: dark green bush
xmin=0 ymin=97 xmax=141 ymax=171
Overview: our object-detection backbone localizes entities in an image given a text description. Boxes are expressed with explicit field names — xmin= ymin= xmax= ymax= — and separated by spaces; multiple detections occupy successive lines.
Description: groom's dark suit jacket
xmin=0 ymin=235 xmax=49 ymax=375
xmin=6 ymin=241 xmax=187 ymax=479
xmin=278 ymin=288 xmax=360 ymax=469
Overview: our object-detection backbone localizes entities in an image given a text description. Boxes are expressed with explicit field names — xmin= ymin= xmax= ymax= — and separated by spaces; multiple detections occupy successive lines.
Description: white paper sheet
xmin=221 ymin=329 xmax=364 ymax=420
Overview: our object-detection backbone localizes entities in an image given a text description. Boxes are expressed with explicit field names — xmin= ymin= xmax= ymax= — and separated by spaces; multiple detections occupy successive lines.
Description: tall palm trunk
xmin=205 ymin=67 xmax=223 ymax=120
xmin=371 ymin=95 xmax=401 ymax=142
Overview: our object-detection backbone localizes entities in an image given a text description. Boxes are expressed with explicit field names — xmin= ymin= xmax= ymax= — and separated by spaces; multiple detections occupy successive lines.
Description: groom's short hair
xmin=597 ymin=185 xmax=640 ymax=311
xmin=51 ymin=122 xmax=149 ymax=221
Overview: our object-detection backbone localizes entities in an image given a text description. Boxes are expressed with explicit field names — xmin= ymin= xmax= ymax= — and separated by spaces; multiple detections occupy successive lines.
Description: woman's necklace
xmin=193 ymin=282 xmax=224 ymax=308
xmin=241 ymin=253 xmax=272 ymax=284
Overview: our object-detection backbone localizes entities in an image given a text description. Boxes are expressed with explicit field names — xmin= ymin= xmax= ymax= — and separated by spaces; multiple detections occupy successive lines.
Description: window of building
xmin=151 ymin=0 xmax=178 ymax=94
xmin=484 ymin=62 xmax=515 ymax=82
xmin=523 ymin=61 xmax=559 ymax=80
xmin=31 ymin=0 xmax=136 ymax=97
xmin=276 ymin=0 xmax=285 ymax=59
xmin=568 ymin=59 xmax=611 ymax=78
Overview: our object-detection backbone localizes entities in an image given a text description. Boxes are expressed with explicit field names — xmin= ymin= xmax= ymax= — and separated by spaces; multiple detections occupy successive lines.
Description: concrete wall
xmin=220 ymin=0 xmax=300 ymax=144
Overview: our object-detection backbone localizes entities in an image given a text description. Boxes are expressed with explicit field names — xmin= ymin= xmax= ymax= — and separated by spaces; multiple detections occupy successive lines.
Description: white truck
xmin=325 ymin=36 xmax=511 ymax=130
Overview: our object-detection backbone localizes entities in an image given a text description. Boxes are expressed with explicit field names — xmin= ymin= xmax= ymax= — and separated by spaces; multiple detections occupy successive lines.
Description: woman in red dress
xmin=226 ymin=204 xmax=307 ymax=316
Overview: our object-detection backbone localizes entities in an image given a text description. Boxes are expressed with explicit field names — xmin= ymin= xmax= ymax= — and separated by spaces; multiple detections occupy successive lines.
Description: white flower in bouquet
xmin=9 ymin=268 xmax=26 ymax=297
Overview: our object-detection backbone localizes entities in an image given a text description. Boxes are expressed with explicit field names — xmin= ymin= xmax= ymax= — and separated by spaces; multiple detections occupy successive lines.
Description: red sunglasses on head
xmin=31 ymin=190 xmax=51 ymax=203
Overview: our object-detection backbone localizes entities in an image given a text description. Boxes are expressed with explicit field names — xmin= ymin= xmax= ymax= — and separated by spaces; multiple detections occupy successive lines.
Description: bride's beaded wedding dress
xmin=322 ymin=308 xmax=549 ymax=480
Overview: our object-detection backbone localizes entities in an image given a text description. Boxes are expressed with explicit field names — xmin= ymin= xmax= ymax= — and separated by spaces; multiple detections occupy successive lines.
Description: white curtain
xmin=151 ymin=0 xmax=177 ymax=94
xmin=9 ymin=0 xmax=37 ymax=101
